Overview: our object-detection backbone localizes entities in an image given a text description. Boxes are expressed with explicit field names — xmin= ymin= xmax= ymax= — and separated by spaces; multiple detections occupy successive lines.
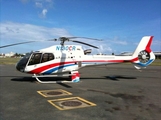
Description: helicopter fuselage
xmin=16 ymin=45 xmax=82 ymax=74
xmin=16 ymin=36 xmax=155 ymax=77
xmin=0 ymin=36 xmax=155 ymax=83
xmin=16 ymin=44 xmax=133 ymax=74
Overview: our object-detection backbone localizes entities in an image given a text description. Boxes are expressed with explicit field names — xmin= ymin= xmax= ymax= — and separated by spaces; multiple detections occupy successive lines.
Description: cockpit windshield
xmin=16 ymin=52 xmax=32 ymax=72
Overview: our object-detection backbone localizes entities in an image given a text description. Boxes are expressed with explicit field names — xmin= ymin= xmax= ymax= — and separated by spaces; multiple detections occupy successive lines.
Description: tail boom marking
xmin=145 ymin=36 xmax=153 ymax=53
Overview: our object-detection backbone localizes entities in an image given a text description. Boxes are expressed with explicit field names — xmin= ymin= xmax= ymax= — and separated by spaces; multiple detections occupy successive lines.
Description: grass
xmin=0 ymin=57 xmax=160 ymax=66
xmin=0 ymin=57 xmax=21 ymax=65
xmin=151 ymin=59 xmax=161 ymax=66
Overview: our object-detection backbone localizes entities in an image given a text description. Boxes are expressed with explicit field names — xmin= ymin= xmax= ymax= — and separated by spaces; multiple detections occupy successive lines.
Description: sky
xmin=0 ymin=0 xmax=160 ymax=54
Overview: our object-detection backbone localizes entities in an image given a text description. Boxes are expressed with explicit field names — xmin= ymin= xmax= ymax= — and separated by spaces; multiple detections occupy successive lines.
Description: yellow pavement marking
xmin=37 ymin=89 xmax=72 ymax=97
xmin=48 ymin=97 xmax=96 ymax=110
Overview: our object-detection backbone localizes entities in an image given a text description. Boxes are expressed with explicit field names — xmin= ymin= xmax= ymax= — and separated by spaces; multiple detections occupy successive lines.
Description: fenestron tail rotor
xmin=138 ymin=50 xmax=150 ymax=63
xmin=0 ymin=36 xmax=102 ymax=49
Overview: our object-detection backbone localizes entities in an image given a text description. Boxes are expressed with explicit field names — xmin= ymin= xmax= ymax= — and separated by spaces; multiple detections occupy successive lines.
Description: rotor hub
xmin=142 ymin=54 xmax=147 ymax=59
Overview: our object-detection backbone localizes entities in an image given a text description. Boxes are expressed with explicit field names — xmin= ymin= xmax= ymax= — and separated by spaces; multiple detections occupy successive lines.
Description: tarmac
xmin=0 ymin=64 xmax=161 ymax=120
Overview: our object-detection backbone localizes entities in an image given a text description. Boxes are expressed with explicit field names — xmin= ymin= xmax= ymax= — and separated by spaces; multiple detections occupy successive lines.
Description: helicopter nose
xmin=15 ymin=53 xmax=31 ymax=72
xmin=16 ymin=60 xmax=26 ymax=72
xmin=16 ymin=62 xmax=24 ymax=72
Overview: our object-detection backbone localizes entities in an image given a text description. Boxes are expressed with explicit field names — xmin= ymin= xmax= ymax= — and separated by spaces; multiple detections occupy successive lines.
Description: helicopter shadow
xmin=81 ymin=75 xmax=137 ymax=81
xmin=11 ymin=76 xmax=36 ymax=82
xmin=10 ymin=75 xmax=136 ymax=88
xmin=105 ymin=75 xmax=137 ymax=81
xmin=0 ymin=75 xmax=36 ymax=82
xmin=11 ymin=76 xmax=72 ymax=88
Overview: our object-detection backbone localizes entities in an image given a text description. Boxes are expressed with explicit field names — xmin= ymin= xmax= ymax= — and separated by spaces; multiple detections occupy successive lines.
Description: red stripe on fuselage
xmin=29 ymin=61 xmax=74 ymax=74
xmin=82 ymin=60 xmax=125 ymax=63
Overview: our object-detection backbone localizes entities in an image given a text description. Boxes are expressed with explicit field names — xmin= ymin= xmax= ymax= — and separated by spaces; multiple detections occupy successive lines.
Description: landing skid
xmin=32 ymin=71 xmax=80 ymax=83
xmin=32 ymin=74 xmax=72 ymax=83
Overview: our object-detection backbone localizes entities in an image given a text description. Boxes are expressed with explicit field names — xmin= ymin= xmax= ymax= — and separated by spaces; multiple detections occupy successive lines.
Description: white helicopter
xmin=0 ymin=36 xmax=155 ymax=83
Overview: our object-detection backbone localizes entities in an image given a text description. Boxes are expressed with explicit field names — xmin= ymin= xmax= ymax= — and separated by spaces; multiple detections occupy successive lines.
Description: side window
xmin=41 ymin=53 xmax=54 ymax=63
xmin=28 ymin=53 xmax=42 ymax=65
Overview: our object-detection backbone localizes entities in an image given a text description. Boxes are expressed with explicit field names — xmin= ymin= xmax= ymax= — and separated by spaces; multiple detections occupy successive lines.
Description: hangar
xmin=120 ymin=51 xmax=161 ymax=59
xmin=154 ymin=52 xmax=161 ymax=59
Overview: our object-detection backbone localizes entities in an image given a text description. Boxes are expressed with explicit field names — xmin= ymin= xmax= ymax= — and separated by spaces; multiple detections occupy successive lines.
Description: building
xmin=120 ymin=51 xmax=161 ymax=59
xmin=154 ymin=52 xmax=161 ymax=59
xmin=0 ymin=52 xmax=15 ymax=58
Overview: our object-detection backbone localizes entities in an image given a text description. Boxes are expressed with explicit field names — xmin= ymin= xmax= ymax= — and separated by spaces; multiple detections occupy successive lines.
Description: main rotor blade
xmin=71 ymin=40 xmax=99 ymax=49
xmin=0 ymin=37 xmax=101 ymax=49
xmin=46 ymin=38 xmax=58 ymax=41
xmin=0 ymin=39 xmax=58 ymax=48
xmin=0 ymin=41 xmax=36 ymax=48
xmin=67 ymin=37 xmax=102 ymax=41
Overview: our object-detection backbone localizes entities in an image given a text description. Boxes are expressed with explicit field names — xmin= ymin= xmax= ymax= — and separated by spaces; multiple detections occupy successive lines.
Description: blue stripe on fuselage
xmin=42 ymin=64 xmax=76 ymax=74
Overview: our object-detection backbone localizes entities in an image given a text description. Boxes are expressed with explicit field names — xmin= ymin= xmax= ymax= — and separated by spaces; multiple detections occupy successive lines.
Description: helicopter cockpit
xmin=16 ymin=52 xmax=55 ymax=72
xmin=16 ymin=52 xmax=32 ymax=72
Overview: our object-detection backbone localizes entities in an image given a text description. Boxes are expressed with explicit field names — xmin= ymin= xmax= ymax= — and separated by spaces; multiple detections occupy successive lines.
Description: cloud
xmin=0 ymin=21 xmax=72 ymax=53
xmin=0 ymin=22 xmax=110 ymax=54
xmin=152 ymin=40 xmax=161 ymax=51
xmin=41 ymin=9 xmax=48 ymax=17
xmin=0 ymin=22 xmax=133 ymax=54
xmin=20 ymin=0 xmax=54 ymax=18
xmin=0 ymin=22 xmax=71 ymax=42
xmin=19 ymin=0 xmax=29 ymax=3
xmin=152 ymin=40 xmax=161 ymax=45
xmin=112 ymin=36 xmax=127 ymax=45
xmin=35 ymin=2 xmax=43 ymax=8
xmin=97 ymin=44 xmax=113 ymax=54
xmin=34 ymin=0 xmax=54 ymax=17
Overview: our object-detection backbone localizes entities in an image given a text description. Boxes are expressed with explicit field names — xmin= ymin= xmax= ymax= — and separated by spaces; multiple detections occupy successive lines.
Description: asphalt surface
xmin=0 ymin=64 xmax=161 ymax=120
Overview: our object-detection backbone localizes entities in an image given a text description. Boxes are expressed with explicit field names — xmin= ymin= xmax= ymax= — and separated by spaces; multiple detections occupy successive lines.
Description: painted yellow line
xmin=37 ymin=89 xmax=72 ymax=97
xmin=47 ymin=97 xmax=97 ymax=110
xmin=60 ymin=89 xmax=73 ymax=95
xmin=48 ymin=100 xmax=64 ymax=110
xmin=37 ymin=91 xmax=48 ymax=97
xmin=77 ymin=97 xmax=96 ymax=106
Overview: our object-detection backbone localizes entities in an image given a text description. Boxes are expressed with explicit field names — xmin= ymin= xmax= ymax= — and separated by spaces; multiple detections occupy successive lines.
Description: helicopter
xmin=0 ymin=36 xmax=155 ymax=83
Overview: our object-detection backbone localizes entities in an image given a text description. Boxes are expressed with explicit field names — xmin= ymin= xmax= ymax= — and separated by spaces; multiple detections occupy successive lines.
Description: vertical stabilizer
xmin=131 ymin=36 xmax=155 ymax=68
